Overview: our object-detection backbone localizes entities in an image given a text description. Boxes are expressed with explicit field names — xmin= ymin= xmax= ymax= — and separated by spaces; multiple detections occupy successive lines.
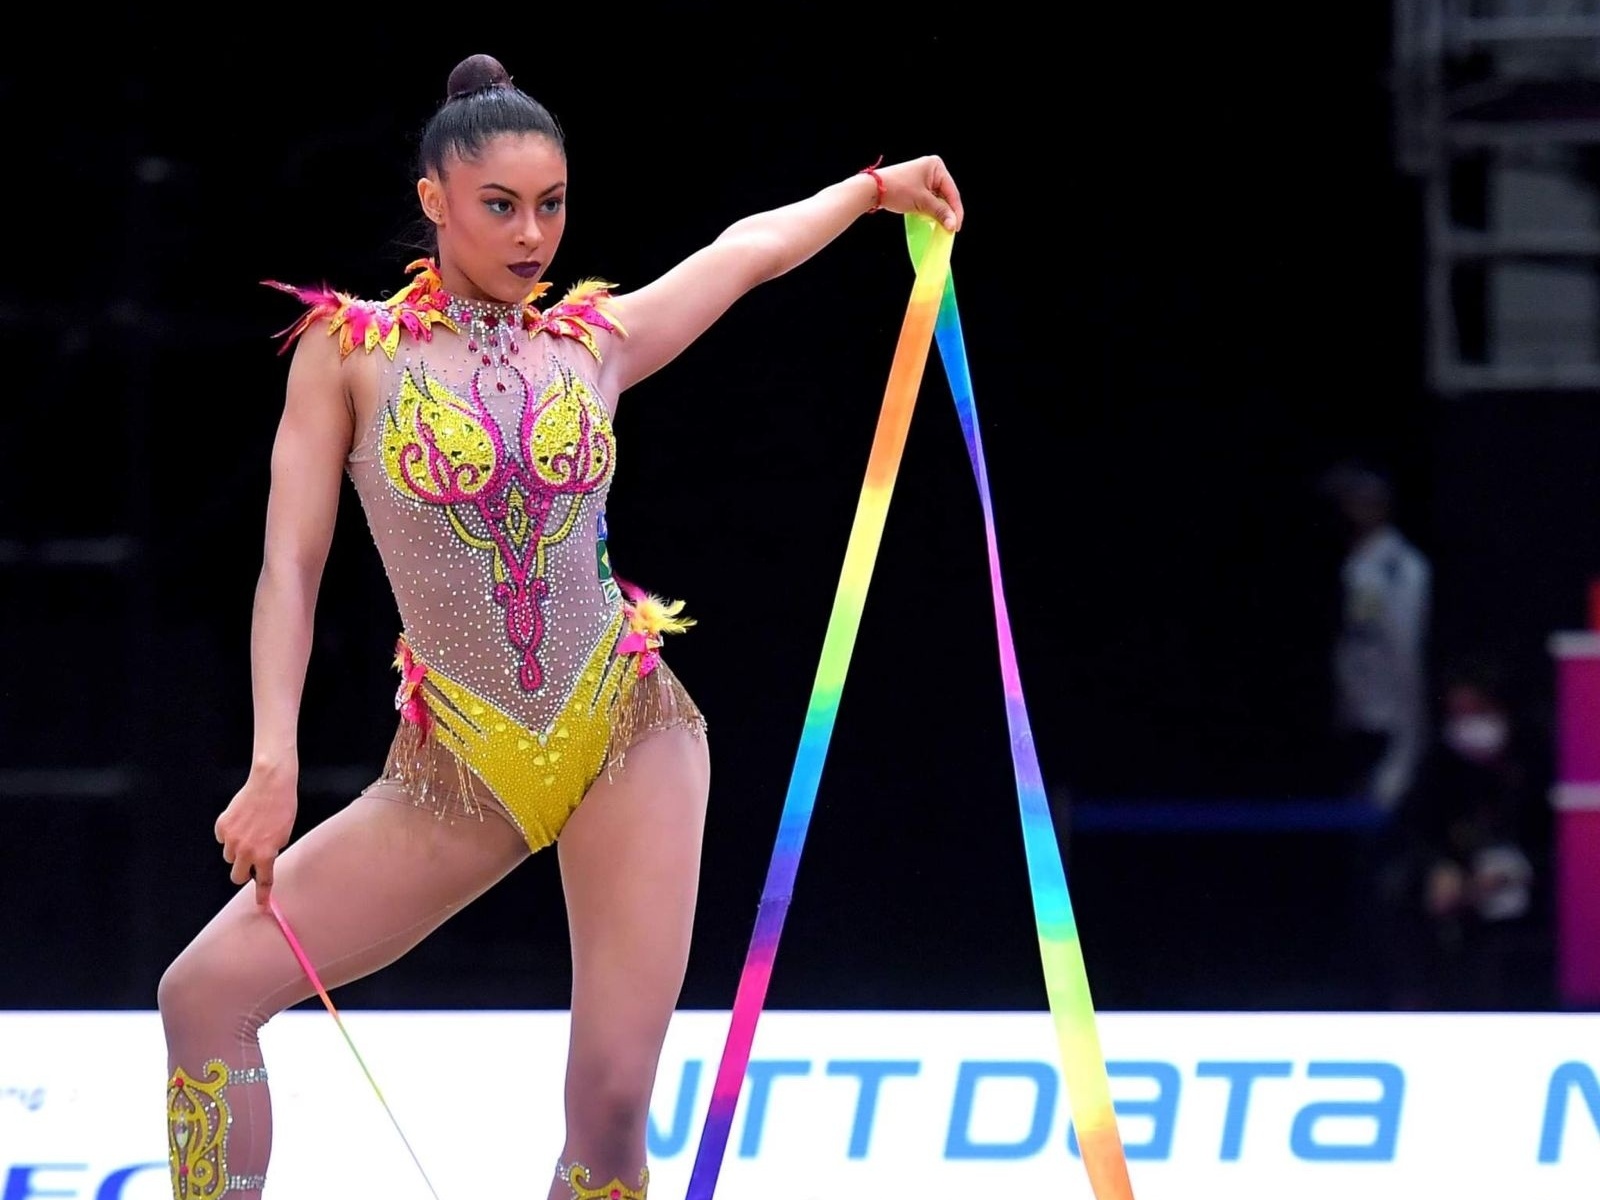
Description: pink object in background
xmin=1549 ymin=631 xmax=1600 ymax=1006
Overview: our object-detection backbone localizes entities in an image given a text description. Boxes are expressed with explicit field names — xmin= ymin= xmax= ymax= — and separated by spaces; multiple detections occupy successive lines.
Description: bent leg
xmin=549 ymin=726 xmax=711 ymax=1199
xmin=158 ymin=791 xmax=529 ymax=1196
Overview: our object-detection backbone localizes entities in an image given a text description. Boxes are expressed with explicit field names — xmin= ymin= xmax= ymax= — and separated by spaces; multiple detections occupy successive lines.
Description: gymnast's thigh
xmin=168 ymin=789 xmax=532 ymax=1021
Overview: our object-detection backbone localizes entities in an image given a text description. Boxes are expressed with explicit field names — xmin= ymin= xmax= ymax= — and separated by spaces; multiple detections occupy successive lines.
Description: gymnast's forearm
xmin=718 ymin=173 xmax=884 ymax=284
xmin=719 ymin=156 xmax=962 ymax=286
xmin=247 ymin=559 xmax=319 ymax=779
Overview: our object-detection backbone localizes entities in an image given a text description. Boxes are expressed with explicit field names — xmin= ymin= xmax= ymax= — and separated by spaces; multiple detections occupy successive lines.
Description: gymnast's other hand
xmin=214 ymin=761 xmax=297 ymax=907
xmin=874 ymin=156 xmax=964 ymax=233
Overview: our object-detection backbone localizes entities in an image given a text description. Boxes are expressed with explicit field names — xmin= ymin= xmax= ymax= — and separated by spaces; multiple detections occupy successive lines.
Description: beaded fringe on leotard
xmin=374 ymin=705 xmax=488 ymax=824
xmin=373 ymin=658 xmax=706 ymax=825
xmin=600 ymin=657 xmax=707 ymax=781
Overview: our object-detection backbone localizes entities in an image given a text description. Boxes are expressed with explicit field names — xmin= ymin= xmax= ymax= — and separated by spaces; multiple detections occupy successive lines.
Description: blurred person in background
xmin=1320 ymin=461 xmax=1432 ymax=811
xmin=1372 ymin=666 xmax=1538 ymax=1009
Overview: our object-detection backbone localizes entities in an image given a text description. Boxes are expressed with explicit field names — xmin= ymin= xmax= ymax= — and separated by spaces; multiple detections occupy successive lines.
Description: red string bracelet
xmin=859 ymin=155 xmax=886 ymax=213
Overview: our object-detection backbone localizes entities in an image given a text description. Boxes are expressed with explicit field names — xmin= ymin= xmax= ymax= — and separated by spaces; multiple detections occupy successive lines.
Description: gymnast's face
xmin=419 ymin=132 xmax=568 ymax=305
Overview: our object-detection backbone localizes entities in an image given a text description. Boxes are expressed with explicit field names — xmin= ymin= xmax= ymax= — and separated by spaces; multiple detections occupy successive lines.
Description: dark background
xmin=2 ymin=8 xmax=1589 ymax=1013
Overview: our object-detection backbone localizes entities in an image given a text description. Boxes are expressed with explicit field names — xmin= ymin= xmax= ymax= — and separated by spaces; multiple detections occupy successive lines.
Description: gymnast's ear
xmin=418 ymin=175 xmax=446 ymax=227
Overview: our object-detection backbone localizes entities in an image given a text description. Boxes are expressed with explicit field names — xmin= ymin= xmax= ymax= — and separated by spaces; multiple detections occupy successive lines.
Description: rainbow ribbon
xmin=683 ymin=218 xmax=954 ymax=1198
xmin=687 ymin=215 xmax=1132 ymax=1196
xmin=267 ymin=896 xmax=444 ymax=1200
xmin=909 ymin=217 xmax=1135 ymax=1197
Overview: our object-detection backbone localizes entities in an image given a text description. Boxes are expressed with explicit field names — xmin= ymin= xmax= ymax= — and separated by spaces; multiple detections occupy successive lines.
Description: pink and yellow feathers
xmin=617 ymin=582 xmax=696 ymax=678
xmin=263 ymin=258 xmax=624 ymax=361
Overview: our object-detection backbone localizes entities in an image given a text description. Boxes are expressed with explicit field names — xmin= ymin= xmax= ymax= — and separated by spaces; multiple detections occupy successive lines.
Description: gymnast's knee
xmin=565 ymin=1052 xmax=655 ymax=1142
xmin=157 ymin=941 xmax=270 ymax=1041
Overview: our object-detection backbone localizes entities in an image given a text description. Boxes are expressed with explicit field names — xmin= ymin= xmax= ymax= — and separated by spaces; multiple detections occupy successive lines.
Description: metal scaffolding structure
xmin=1395 ymin=0 xmax=1600 ymax=393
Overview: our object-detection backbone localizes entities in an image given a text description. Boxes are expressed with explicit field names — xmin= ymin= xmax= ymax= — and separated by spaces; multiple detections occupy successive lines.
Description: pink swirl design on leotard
xmin=381 ymin=361 xmax=614 ymax=693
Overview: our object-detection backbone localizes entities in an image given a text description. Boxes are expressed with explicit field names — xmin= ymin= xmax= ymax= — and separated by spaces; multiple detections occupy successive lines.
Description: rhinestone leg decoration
xmin=557 ymin=1160 xmax=649 ymax=1200
xmin=167 ymin=1061 xmax=270 ymax=1197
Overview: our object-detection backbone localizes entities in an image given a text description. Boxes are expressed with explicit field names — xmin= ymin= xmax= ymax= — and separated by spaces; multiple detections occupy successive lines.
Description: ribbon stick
xmin=907 ymin=216 xmax=1135 ymax=1197
xmin=684 ymin=218 xmax=954 ymax=1199
xmin=267 ymin=896 xmax=444 ymax=1200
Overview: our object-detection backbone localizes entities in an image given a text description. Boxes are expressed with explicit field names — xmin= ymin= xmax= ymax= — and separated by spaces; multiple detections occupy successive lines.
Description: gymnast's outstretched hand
xmin=873 ymin=155 xmax=965 ymax=232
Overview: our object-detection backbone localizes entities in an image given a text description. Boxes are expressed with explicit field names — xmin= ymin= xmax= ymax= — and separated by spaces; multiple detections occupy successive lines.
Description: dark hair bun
xmin=447 ymin=54 xmax=511 ymax=99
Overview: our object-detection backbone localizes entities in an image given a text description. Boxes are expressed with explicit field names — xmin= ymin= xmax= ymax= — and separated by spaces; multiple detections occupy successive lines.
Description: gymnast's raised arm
xmin=598 ymin=156 xmax=964 ymax=398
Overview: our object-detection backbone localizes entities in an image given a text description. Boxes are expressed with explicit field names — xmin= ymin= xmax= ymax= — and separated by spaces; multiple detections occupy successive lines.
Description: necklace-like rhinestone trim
xmin=439 ymin=293 xmax=537 ymax=392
